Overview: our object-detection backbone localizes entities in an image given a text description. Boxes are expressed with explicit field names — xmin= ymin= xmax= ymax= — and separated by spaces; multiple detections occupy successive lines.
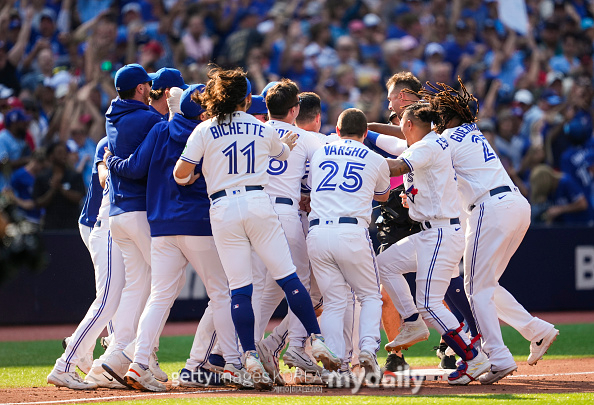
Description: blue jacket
xmin=79 ymin=137 xmax=108 ymax=227
xmin=105 ymin=97 xmax=163 ymax=216
xmin=106 ymin=114 xmax=211 ymax=237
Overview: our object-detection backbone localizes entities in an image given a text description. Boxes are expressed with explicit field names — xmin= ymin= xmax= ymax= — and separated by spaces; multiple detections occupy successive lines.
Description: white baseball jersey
xmin=266 ymin=120 xmax=323 ymax=203
xmin=181 ymin=111 xmax=287 ymax=195
xmin=441 ymin=123 xmax=514 ymax=210
xmin=397 ymin=131 xmax=460 ymax=222
xmin=309 ymin=139 xmax=390 ymax=225
xmin=311 ymin=131 xmax=340 ymax=144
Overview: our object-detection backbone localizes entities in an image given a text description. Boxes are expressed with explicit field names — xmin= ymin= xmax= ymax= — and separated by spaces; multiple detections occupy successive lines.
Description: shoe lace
xmin=70 ymin=372 xmax=84 ymax=383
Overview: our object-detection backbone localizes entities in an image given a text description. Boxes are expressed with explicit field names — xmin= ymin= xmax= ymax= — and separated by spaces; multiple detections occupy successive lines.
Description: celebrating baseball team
xmin=46 ymin=61 xmax=560 ymax=392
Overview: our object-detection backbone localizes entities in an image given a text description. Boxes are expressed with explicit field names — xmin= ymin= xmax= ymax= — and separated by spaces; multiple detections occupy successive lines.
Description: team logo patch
xmin=292 ymin=289 xmax=299 ymax=295
xmin=406 ymin=184 xmax=418 ymax=203
xmin=233 ymin=304 xmax=239 ymax=309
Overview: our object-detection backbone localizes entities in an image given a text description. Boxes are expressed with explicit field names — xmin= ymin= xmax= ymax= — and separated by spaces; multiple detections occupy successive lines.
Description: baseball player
xmin=47 ymin=137 xmax=126 ymax=390
xmin=415 ymin=79 xmax=559 ymax=384
xmin=103 ymin=84 xmax=247 ymax=391
xmin=100 ymin=64 xmax=164 ymax=382
xmin=148 ymin=68 xmax=189 ymax=119
xmin=246 ymin=94 xmax=268 ymax=122
xmin=173 ymin=67 xmax=339 ymax=389
xmin=307 ymin=108 xmax=388 ymax=384
xmin=382 ymin=102 xmax=491 ymax=385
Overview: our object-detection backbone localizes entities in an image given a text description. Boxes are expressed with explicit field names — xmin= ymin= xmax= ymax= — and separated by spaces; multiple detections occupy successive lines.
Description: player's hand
xmin=400 ymin=192 xmax=409 ymax=209
xmin=280 ymin=130 xmax=298 ymax=151
xmin=103 ymin=147 xmax=113 ymax=164
xmin=167 ymin=87 xmax=184 ymax=115
xmin=299 ymin=195 xmax=311 ymax=212
xmin=186 ymin=172 xmax=201 ymax=186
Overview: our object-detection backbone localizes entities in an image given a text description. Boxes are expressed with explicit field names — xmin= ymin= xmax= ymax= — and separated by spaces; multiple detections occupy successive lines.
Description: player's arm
xmin=367 ymin=130 xmax=407 ymax=157
xmin=386 ymin=158 xmax=412 ymax=177
xmin=104 ymin=125 xmax=160 ymax=179
xmin=374 ymin=159 xmax=391 ymax=202
xmin=97 ymin=162 xmax=108 ymax=189
xmin=368 ymin=122 xmax=405 ymax=140
xmin=174 ymin=124 xmax=204 ymax=186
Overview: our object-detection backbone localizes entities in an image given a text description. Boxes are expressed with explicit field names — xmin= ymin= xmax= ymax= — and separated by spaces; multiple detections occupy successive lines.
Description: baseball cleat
xmin=385 ymin=317 xmax=430 ymax=352
xmin=62 ymin=337 xmax=93 ymax=375
xmin=294 ymin=367 xmax=324 ymax=385
xmin=283 ymin=345 xmax=323 ymax=374
xmin=85 ymin=366 xmax=125 ymax=389
xmin=100 ymin=335 xmax=112 ymax=350
xmin=435 ymin=343 xmax=457 ymax=370
xmin=102 ymin=350 xmax=132 ymax=387
xmin=243 ymin=350 xmax=273 ymax=390
xmin=256 ymin=341 xmax=285 ymax=385
xmin=358 ymin=350 xmax=382 ymax=385
xmin=204 ymin=353 xmax=225 ymax=374
xmin=222 ymin=362 xmax=253 ymax=389
xmin=321 ymin=369 xmax=358 ymax=388
xmin=177 ymin=367 xmax=222 ymax=387
xmin=149 ymin=351 xmax=168 ymax=382
xmin=528 ymin=328 xmax=559 ymax=366
xmin=479 ymin=364 xmax=518 ymax=384
xmin=124 ymin=362 xmax=166 ymax=392
xmin=448 ymin=351 xmax=490 ymax=385
xmin=47 ymin=368 xmax=97 ymax=390
xmin=383 ymin=353 xmax=409 ymax=372
xmin=310 ymin=334 xmax=341 ymax=371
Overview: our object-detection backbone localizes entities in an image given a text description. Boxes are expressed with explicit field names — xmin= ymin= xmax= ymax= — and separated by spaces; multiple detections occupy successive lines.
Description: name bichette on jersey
xmin=209 ymin=121 xmax=267 ymax=138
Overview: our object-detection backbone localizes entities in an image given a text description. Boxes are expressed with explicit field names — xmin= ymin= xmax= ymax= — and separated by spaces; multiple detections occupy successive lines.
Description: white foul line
xmin=509 ymin=371 xmax=594 ymax=378
xmin=0 ymin=388 xmax=235 ymax=405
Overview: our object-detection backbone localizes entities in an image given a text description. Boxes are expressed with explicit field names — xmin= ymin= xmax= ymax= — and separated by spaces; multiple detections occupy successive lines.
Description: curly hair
xmin=403 ymin=77 xmax=479 ymax=134
xmin=402 ymin=101 xmax=440 ymax=127
xmin=194 ymin=66 xmax=249 ymax=124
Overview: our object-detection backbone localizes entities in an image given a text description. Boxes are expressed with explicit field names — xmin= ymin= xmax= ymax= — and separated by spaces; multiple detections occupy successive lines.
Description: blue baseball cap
xmin=180 ymin=84 xmax=206 ymax=119
xmin=247 ymin=95 xmax=268 ymax=115
xmin=4 ymin=109 xmax=30 ymax=127
xmin=114 ymin=63 xmax=152 ymax=92
xmin=150 ymin=68 xmax=188 ymax=90
xmin=261 ymin=81 xmax=279 ymax=98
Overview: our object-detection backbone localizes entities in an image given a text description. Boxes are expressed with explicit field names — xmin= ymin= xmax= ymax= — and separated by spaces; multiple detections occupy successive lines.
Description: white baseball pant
xmin=55 ymin=221 xmax=125 ymax=372
xmin=133 ymin=235 xmax=241 ymax=367
xmin=465 ymin=192 xmax=554 ymax=370
xmin=307 ymin=223 xmax=382 ymax=361
xmin=109 ymin=211 xmax=152 ymax=351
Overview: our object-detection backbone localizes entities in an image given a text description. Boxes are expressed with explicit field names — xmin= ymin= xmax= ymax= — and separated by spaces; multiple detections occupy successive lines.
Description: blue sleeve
xmin=363 ymin=132 xmax=398 ymax=159
xmin=95 ymin=137 xmax=108 ymax=166
xmin=106 ymin=125 xmax=161 ymax=180
xmin=560 ymin=176 xmax=585 ymax=202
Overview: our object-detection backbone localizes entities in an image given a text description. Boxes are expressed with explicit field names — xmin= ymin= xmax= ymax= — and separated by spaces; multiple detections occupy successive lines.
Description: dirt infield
xmin=1 ymin=358 xmax=593 ymax=404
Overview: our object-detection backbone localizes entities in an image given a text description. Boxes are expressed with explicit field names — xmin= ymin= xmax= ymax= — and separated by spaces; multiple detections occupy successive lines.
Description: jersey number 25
xmin=316 ymin=161 xmax=366 ymax=193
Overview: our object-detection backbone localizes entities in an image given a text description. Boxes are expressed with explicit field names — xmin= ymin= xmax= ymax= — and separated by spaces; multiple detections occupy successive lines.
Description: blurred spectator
xmin=5 ymin=148 xmax=45 ymax=224
xmin=33 ymin=141 xmax=84 ymax=230
xmin=66 ymin=121 xmax=97 ymax=189
xmin=0 ymin=109 xmax=32 ymax=190
xmin=181 ymin=13 xmax=214 ymax=65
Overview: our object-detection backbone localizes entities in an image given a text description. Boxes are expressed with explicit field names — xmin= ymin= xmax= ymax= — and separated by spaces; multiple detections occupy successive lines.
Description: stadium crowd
xmin=0 ymin=0 xmax=593 ymax=229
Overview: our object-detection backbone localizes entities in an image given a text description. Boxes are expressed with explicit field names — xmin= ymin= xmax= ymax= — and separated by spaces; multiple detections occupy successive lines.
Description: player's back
xmin=193 ymin=111 xmax=279 ymax=196
xmin=309 ymin=139 xmax=389 ymax=225
xmin=442 ymin=123 xmax=514 ymax=210
xmin=265 ymin=120 xmax=323 ymax=204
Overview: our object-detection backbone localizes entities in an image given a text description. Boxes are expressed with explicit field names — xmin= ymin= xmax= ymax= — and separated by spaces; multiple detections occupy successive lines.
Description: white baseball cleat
xmin=479 ymin=364 xmax=518 ymax=384
xmin=283 ymin=345 xmax=323 ymax=373
xmin=149 ymin=351 xmax=168 ymax=382
xmin=102 ymin=350 xmax=132 ymax=387
xmin=222 ymin=363 xmax=253 ymax=389
xmin=310 ymin=334 xmax=341 ymax=371
xmin=528 ymin=328 xmax=559 ymax=366
xmin=385 ymin=317 xmax=430 ymax=352
xmin=47 ymin=369 xmax=97 ymax=390
xmin=124 ymin=362 xmax=166 ymax=392
xmin=358 ymin=350 xmax=382 ymax=384
xmin=448 ymin=351 xmax=491 ymax=385
xmin=256 ymin=341 xmax=285 ymax=385
xmin=243 ymin=350 xmax=273 ymax=390
xmin=321 ymin=369 xmax=358 ymax=388
xmin=62 ymin=337 xmax=93 ymax=375
xmin=85 ymin=366 xmax=126 ymax=389
xmin=294 ymin=367 xmax=324 ymax=385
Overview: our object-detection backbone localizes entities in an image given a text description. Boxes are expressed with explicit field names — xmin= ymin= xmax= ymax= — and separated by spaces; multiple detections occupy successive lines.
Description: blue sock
xmin=445 ymin=276 xmax=479 ymax=338
xmin=230 ymin=284 xmax=256 ymax=352
xmin=276 ymin=273 xmax=320 ymax=335
xmin=404 ymin=313 xmax=419 ymax=323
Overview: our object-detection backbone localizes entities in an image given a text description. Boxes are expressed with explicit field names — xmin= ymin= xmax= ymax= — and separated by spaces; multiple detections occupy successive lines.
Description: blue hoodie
xmin=79 ymin=137 xmax=108 ymax=227
xmin=106 ymin=114 xmax=211 ymax=237
xmin=105 ymin=97 xmax=163 ymax=216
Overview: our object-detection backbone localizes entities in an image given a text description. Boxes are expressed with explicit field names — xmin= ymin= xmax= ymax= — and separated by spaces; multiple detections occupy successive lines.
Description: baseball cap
xmin=122 ymin=2 xmax=142 ymax=15
xmin=114 ymin=63 xmax=152 ymax=92
xmin=582 ymin=17 xmax=594 ymax=30
xmin=40 ymin=8 xmax=56 ymax=22
xmin=0 ymin=84 xmax=14 ymax=99
xmin=363 ymin=14 xmax=381 ymax=27
xmin=546 ymin=71 xmax=564 ymax=86
xmin=399 ymin=35 xmax=418 ymax=51
xmin=455 ymin=20 xmax=468 ymax=31
xmin=513 ymin=89 xmax=534 ymax=105
xmin=261 ymin=81 xmax=279 ymax=98
xmin=4 ymin=109 xmax=30 ymax=126
xmin=180 ymin=84 xmax=205 ymax=119
xmin=424 ymin=42 xmax=445 ymax=58
xmin=151 ymin=68 xmax=188 ymax=90
xmin=247 ymin=95 xmax=268 ymax=115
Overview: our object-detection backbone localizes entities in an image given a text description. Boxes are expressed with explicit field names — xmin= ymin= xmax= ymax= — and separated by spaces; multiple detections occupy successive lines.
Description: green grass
xmin=0 ymin=323 xmax=592 ymax=390
xmin=39 ymin=394 xmax=594 ymax=405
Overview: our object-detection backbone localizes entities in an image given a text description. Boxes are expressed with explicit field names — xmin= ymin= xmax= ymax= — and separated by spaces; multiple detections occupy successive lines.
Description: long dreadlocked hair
xmin=403 ymin=76 xmax=479 ymax=134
